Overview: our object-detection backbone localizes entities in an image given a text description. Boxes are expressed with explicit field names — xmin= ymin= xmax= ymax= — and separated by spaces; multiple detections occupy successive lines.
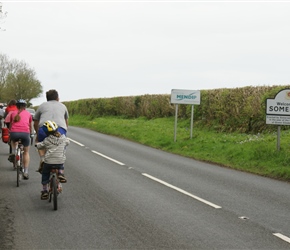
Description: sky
xmin=0 ymin=0 xmax=290 ymax=106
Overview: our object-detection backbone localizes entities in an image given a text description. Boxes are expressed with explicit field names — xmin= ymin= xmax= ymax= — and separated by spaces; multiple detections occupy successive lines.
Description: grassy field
xmin=69 ymin=115 xmax=290 ymax=182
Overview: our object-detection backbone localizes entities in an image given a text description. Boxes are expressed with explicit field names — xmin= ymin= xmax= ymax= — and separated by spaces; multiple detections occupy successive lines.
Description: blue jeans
xmin=41 ymin=163 xmax=63 ymax=185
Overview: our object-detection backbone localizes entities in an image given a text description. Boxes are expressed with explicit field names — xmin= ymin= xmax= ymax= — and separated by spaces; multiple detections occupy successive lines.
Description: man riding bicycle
xmin=34 ymin=89 xmax=69 ymax=180
xmin=35 ymin=120 xmax=70 ymax=200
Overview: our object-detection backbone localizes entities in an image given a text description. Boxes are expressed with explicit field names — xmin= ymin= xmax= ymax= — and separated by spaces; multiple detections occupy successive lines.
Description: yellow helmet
xmin=42 ymin=120 xmax=58 ymax=135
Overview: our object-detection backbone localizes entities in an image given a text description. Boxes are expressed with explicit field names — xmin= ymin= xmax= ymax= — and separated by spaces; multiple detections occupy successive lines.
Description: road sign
xmin=266 ymin=89 xmax=290 ymax=125
xmin=266 ymin=88 xmax=290 ymax=151
xmin=171 ymin=89 xmax=200 ymax=105
xmin=171 ymin=89 xmax=201 ymax=142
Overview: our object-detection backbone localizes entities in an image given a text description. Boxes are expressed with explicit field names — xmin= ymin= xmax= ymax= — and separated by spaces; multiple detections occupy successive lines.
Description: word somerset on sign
xmin=266 ymin=89 xmax=290 ymax=125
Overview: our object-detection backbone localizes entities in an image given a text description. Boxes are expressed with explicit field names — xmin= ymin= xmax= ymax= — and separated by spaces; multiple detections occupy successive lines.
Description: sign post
xmin=174 ymin=104 xmax=178 ymax=142
xmin=190 ymin=104 xmax=194 ymax=139
xmin=171 ymin=89 xmax=201 ymax=142
xmin=266 ymin=88 xmax=290 ymax=151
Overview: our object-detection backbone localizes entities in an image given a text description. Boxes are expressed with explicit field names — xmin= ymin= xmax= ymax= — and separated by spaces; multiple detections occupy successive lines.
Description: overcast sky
xmin=1 ymin=0 xmax=290 ymax=106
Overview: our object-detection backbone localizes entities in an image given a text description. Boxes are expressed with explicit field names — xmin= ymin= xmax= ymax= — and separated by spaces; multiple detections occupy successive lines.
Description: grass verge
xmin=69 ymin=115 xmax=290 ymax=182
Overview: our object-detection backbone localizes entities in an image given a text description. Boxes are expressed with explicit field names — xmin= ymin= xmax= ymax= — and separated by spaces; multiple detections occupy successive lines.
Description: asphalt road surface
xmin=1 ymin=126 xmax=290 ymax=249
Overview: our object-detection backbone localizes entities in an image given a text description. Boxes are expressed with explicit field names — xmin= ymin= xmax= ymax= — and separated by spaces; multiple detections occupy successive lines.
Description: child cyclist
xmin=35 ymin=120 xmax=70 ymax=200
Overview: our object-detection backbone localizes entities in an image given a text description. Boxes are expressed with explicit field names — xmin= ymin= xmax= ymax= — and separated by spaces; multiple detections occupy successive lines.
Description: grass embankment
xmin=69 ymin=115 xmax=290 ymax=182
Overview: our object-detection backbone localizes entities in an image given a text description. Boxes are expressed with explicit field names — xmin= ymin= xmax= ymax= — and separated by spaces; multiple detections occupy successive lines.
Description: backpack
xmin=2 ymin=127 xmax=9 ymax=143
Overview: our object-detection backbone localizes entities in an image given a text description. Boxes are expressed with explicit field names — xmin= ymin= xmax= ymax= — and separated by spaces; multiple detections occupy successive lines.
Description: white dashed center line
xmin=68 ymin=138 xmax=85 ymax=146
xmin=273 ymin=233 xmax=290 ymax=244
xmin=92 ymin=150 xmax=125 ymax=166
xmin=142 ymin=173 xmax=222 ymax=209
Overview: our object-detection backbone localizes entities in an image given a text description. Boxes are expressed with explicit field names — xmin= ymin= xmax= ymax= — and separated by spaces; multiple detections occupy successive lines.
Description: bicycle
xmin=14 ymin=139 xmax=24 ymax=187
xmin=12 ymin=135 xmax=34 ymax=186
xmin=48 ymin=167 xmax=63 ymax=211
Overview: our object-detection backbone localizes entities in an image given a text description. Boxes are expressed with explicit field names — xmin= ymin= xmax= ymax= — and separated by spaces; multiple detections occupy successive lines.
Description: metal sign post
xmin=277 ymin=126 xmax=281 ymax=151
xmin=190 ymin=105 xmax=194 ymax=139
xmin=174 ymin=104 xmax=178 ymax=142
xmin=171 ymin=89 xmax=201 ymax=142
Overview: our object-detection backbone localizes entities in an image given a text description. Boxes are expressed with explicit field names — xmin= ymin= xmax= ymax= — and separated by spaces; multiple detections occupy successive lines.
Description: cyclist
xmin=33 ymin=89 xmax=69 ymax=179
xmin=35 ymin=120 xmax=70 ymax=200
xmin=8 ymin=99 xmax=34 ymax=179
xmin=4 ymin=99 xmax=17 ymax=128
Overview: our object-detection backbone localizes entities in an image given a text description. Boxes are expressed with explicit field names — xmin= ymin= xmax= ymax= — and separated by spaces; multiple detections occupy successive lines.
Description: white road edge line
xmin=92 ymin=150 xmax=125 ymax=166
xmin=273 ymin=233 xmax=290 ymax=244
xmin=142 ymin=173 xmax=222 ymax=209
xmin=68 ymin=138 xmax=85 ymax=147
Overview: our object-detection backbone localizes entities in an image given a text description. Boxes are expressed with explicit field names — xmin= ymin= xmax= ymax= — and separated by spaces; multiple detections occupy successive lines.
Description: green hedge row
xmin=63 ymin=85 xmax=290 ymax=133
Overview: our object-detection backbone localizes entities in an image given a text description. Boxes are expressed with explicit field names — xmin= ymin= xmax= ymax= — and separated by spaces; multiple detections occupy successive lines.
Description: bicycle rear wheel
xmin=16 ymin=149 xmax=20 ymax=187
xmin=16 ymin=164 xmax=20 ymax=187
xmin=52 ymin=176 xmax=58 ymax=210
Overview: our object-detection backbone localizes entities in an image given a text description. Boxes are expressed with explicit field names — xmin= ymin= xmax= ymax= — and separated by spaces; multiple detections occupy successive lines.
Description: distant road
xmin=0 ymin=126 xmax=290 ymax=249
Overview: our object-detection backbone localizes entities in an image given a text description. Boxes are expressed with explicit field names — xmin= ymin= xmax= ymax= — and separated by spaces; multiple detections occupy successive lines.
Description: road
xmin=1 ymin=126 xmax=290 ymax=249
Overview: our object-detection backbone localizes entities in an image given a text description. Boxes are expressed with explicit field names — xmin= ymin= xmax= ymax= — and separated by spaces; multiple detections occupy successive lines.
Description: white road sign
xmin=266 ymin=89 xmax=290 ymax=125
xmin=171 ymin=89 xmax=201 ymax=105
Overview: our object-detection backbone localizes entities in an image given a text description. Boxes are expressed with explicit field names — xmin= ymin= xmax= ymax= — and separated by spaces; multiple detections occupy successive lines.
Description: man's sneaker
xmin=8 ymin=154 xmax=15 ymax=163
xmin=58 ymin=173 xmax=67 ymax=183
xmin=36 ymin=161 xmax=44 ymax=174
xmin=41 ymin=190 xmax=49 ymax=200
xmin=23 ymin=173 xmax=29 ymax=180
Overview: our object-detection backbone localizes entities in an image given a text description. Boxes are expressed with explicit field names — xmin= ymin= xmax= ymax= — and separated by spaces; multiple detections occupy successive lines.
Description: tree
xmin=0 ymin=53 xmax=10 ymax=86
xmin=0 ymin=2 xmax=7 ymax=31
xmin=0 ymin=53 xmax=43 ymax=105
xmin=0 ymin=54 xmax=16 ymax=90
xmin=4 ymin=70 xmax=42 ymax=105
xmin=0 ymin=54 xmax=16 ymax=101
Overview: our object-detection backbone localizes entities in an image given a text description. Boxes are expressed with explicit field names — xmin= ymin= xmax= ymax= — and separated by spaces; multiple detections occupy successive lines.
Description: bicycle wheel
xmin=16 ymin=149 xmax=20 ymax=187
xmin=16 ymin=165 xmax=20 ymax=187
xmin=48 ymin=187 xmax=52 ymax=202
xmin=52 ymin=175 xmax=58 ymax=210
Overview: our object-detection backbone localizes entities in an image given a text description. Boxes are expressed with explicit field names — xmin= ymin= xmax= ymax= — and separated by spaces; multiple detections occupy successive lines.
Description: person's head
xmin=8 ymin=99 xmax=16 ymax=106
xmin=13 ymin=99 xmax=27 ymax=122
xmin=42 ymin=120 xmax=60 ymax=137
xmin=16 ymin=99 xmax=27 ymax=110
xmin=46 ymin=89 xmax=59 ymax=101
